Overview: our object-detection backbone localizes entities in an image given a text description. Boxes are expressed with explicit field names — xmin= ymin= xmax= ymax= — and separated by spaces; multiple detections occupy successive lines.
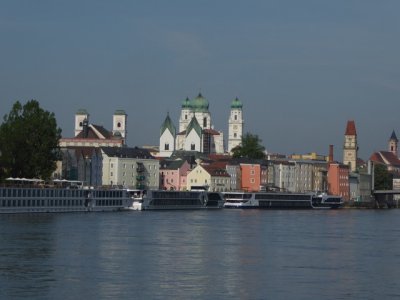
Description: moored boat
xmin=223 ymin=192 xmax=343 ymax=209
xmin=142 ymin=190 xmax=224 ymax=210
xmin=0 ymin=179 xmax=134 ymax=214
xmin=125 ymin=189 xmax=145 ymax=211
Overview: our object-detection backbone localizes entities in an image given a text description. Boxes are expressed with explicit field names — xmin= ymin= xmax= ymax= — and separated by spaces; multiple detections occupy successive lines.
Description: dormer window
xmin=191 ymin=143 xmax=195 ymax=151
xmin=165 ymin=143 xmax=169 ymax=150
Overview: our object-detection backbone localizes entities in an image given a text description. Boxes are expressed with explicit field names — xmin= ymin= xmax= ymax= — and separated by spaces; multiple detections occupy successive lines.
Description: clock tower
xmin=343 ymin=120 xmax=358 ymax=172
xmin=228 ymin=97 xmax=244 ymax=153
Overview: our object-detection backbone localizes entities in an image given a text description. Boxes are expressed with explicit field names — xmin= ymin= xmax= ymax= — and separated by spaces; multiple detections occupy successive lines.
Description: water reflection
xmin=1 ymin=210 xmax=400 ymax=299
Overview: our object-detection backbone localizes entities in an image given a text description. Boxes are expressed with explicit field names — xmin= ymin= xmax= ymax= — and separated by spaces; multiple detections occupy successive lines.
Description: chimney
xmin=328 ymin=145 xmax=334 ymax=163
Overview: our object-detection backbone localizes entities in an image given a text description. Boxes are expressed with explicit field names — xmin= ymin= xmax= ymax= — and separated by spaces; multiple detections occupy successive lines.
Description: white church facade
xmin=159 ymin=93 xmax=244 ymax=157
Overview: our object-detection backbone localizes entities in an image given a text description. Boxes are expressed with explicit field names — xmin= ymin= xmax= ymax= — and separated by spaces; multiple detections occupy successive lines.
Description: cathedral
xmin=159 ymin=93 xmax=244 ymax=157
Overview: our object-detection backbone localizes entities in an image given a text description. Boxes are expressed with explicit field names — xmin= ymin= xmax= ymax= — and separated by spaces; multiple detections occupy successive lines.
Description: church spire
xmin=389 ymin=130 xmax=398 ymax=157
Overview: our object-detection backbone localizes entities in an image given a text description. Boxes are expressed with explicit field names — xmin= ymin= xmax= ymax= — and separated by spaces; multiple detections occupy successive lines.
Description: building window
xmin=111 ymin=163 xmax=113 ymax=168
xmin=250 ymin=170 xmax=255 ymax=175
xmin=185 ymin=114 xmax=188 ymax=120
xmin=203 ymin=117 xmax=207 ymax=128
xmin=191 ymin=143 xmax=195 ymax=151
xmin=110 ymin=172 xmax=113 ymax=176
xmin=117 ymin=122 xmax=121 ymax=128
xmin=234 ymin=115 xmax=237 ymax=120
xmin=250 ymin=178 xmax=255 ymax=183
xmin=165 ymin=143 xmax=169 ymax=150
xmin=234 ymin=133 xmax=237 ymax=138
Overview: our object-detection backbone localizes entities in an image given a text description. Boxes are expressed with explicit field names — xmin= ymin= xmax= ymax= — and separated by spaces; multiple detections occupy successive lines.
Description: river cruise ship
xmin=0 ymin=179 xmax=135 ymax=214
xmin=223 ymin=192 xmax=343 ymax=209
xmin=142 ymin=190 xmax=224 ymax=210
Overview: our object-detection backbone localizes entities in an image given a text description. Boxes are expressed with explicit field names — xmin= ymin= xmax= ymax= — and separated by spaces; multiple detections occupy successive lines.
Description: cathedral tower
xmin=179 ymin=97 xmax=193 ymax=132
xmin=228 ymin=98 xmax=244 ymax=153
xmin=343 ymin=120 xmax=358 ymax=172
xmin=389 ymin=130 xmax=398 ymax=157
xmin=113 ymin=110 xmax=127 ymax=144
xmin=75 ymin=109 xmax=89 ymax=137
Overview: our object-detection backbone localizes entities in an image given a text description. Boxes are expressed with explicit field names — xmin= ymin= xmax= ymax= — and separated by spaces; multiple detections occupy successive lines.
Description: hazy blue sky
xmin=1 ymin=0 xmax=400 ymax=160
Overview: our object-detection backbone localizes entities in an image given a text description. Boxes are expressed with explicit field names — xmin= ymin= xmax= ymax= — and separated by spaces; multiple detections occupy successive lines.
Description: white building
xmin=160 ymin=93 xmax=243 ymax=157
xmin=60 ymin=109 xmax=127 ymax=148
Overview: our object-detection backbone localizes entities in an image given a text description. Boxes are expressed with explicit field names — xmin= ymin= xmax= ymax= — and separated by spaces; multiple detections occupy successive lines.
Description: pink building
xmin=159 ymin=160 xmax=190 ymax=190
xmin=327 ymin=162 xmax=350 ymax=201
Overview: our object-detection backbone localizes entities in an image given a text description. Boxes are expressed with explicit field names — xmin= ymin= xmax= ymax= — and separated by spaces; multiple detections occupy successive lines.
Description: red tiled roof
xmin=345 ymin=120 xmax=357 ymax=135
xmin=202 ymin=164 xmax=230 ymax=177
xmin=203 ymin=128 xmax=220 ymax=135
xmin=370 ymin=151 xmax=400 ymax=168
xmin=369 ymin=152 xmax=385 ymax=164
xmin=75 ymin=124 xmax=114 ymax=140
xmin=380 ymin=151 xmax=400 ymax=167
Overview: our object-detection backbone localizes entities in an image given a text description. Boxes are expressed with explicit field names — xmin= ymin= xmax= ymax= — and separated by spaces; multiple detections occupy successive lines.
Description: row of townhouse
xmin=55 ymin=147 xmax=371 ymax=201
xmin=159 ymin=157 xmax=333 ymax=194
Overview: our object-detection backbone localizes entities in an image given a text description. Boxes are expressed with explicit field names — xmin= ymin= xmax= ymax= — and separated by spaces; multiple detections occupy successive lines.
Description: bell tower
xmin=113 ymin=110 xmax=127 ymax=144
xmin=389 ymin=130 xmax=398 ymax=157
xmin=75 ymin=109 xmax=89 ymax=137
xmin=179 ymin=97 xmax=193 ymax=132
xmin=343 ymin=120 xmax=358 ymax=172
xmin=228 ymin=97 xmax=244 ymax=153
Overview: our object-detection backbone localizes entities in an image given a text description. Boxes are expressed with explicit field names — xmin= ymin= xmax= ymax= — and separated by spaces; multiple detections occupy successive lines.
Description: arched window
xmin=203 ymin=117 xmax=207 ymax=128
xmin=117 ymin=122 xmax=121 ymax=128
xmin=191 ymin=143 xmax=195 ymax=151
xmin=165 ymin=143 xmax=169 ymax=150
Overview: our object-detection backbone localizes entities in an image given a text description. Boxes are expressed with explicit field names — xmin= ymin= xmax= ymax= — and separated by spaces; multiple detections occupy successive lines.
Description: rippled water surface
xmin=1 ymin=209 xmax=400 ymax=299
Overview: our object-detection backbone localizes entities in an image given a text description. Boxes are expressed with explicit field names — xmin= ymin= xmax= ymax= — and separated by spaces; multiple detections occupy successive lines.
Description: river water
xmin=1 ymin=209 xmax=400 ymax=300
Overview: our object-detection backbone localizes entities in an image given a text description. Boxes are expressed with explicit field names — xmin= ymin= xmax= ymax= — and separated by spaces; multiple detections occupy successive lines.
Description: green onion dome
xmin=231 ymin=97 xmax=243 ymax=109
xmin=181 ymin=97 xmax=192 ymax=109
xmin=191 ymin=93 xmax=209 ymax=112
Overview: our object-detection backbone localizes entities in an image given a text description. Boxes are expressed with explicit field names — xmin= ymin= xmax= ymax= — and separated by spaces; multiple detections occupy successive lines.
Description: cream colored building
xmin=186 ymin=164 xmax=231 ymax=192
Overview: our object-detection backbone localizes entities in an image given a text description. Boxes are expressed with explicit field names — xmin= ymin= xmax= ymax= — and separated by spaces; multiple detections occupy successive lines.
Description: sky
xmin=1 ymin=0 xmax=400 ymax=161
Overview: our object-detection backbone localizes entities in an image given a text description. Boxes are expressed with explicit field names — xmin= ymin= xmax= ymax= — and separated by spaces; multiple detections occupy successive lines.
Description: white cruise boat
xmin=142 ymin=190 xmax=224 ymax=210
xmin=0 ymin=179 xmax=135 ymax=214
xmin=125 ymin=189 xmax=144 ymax=211
xmin=223 ymin=192 xmax=343 ymax=209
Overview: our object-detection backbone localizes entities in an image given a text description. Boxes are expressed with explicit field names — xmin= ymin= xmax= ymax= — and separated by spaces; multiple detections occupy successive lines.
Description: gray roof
xmin=101 ymin=147 xmax=154 ymax=159
xmin=159 ymin=159 xmax=186 ymax=170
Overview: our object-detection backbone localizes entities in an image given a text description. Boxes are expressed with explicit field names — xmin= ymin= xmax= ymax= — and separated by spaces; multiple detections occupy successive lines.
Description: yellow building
xmin=187 ymin=164 xmax=231 ymax=192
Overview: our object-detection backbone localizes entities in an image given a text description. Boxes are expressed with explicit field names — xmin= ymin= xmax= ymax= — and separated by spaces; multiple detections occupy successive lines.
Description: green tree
xmin=374 ymin=164 xmax=393 ymax=190
xmin=232 ymin=132 xmax=265 ymax=159
xmin=0 ymin=100 xmax=62 ymax=180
